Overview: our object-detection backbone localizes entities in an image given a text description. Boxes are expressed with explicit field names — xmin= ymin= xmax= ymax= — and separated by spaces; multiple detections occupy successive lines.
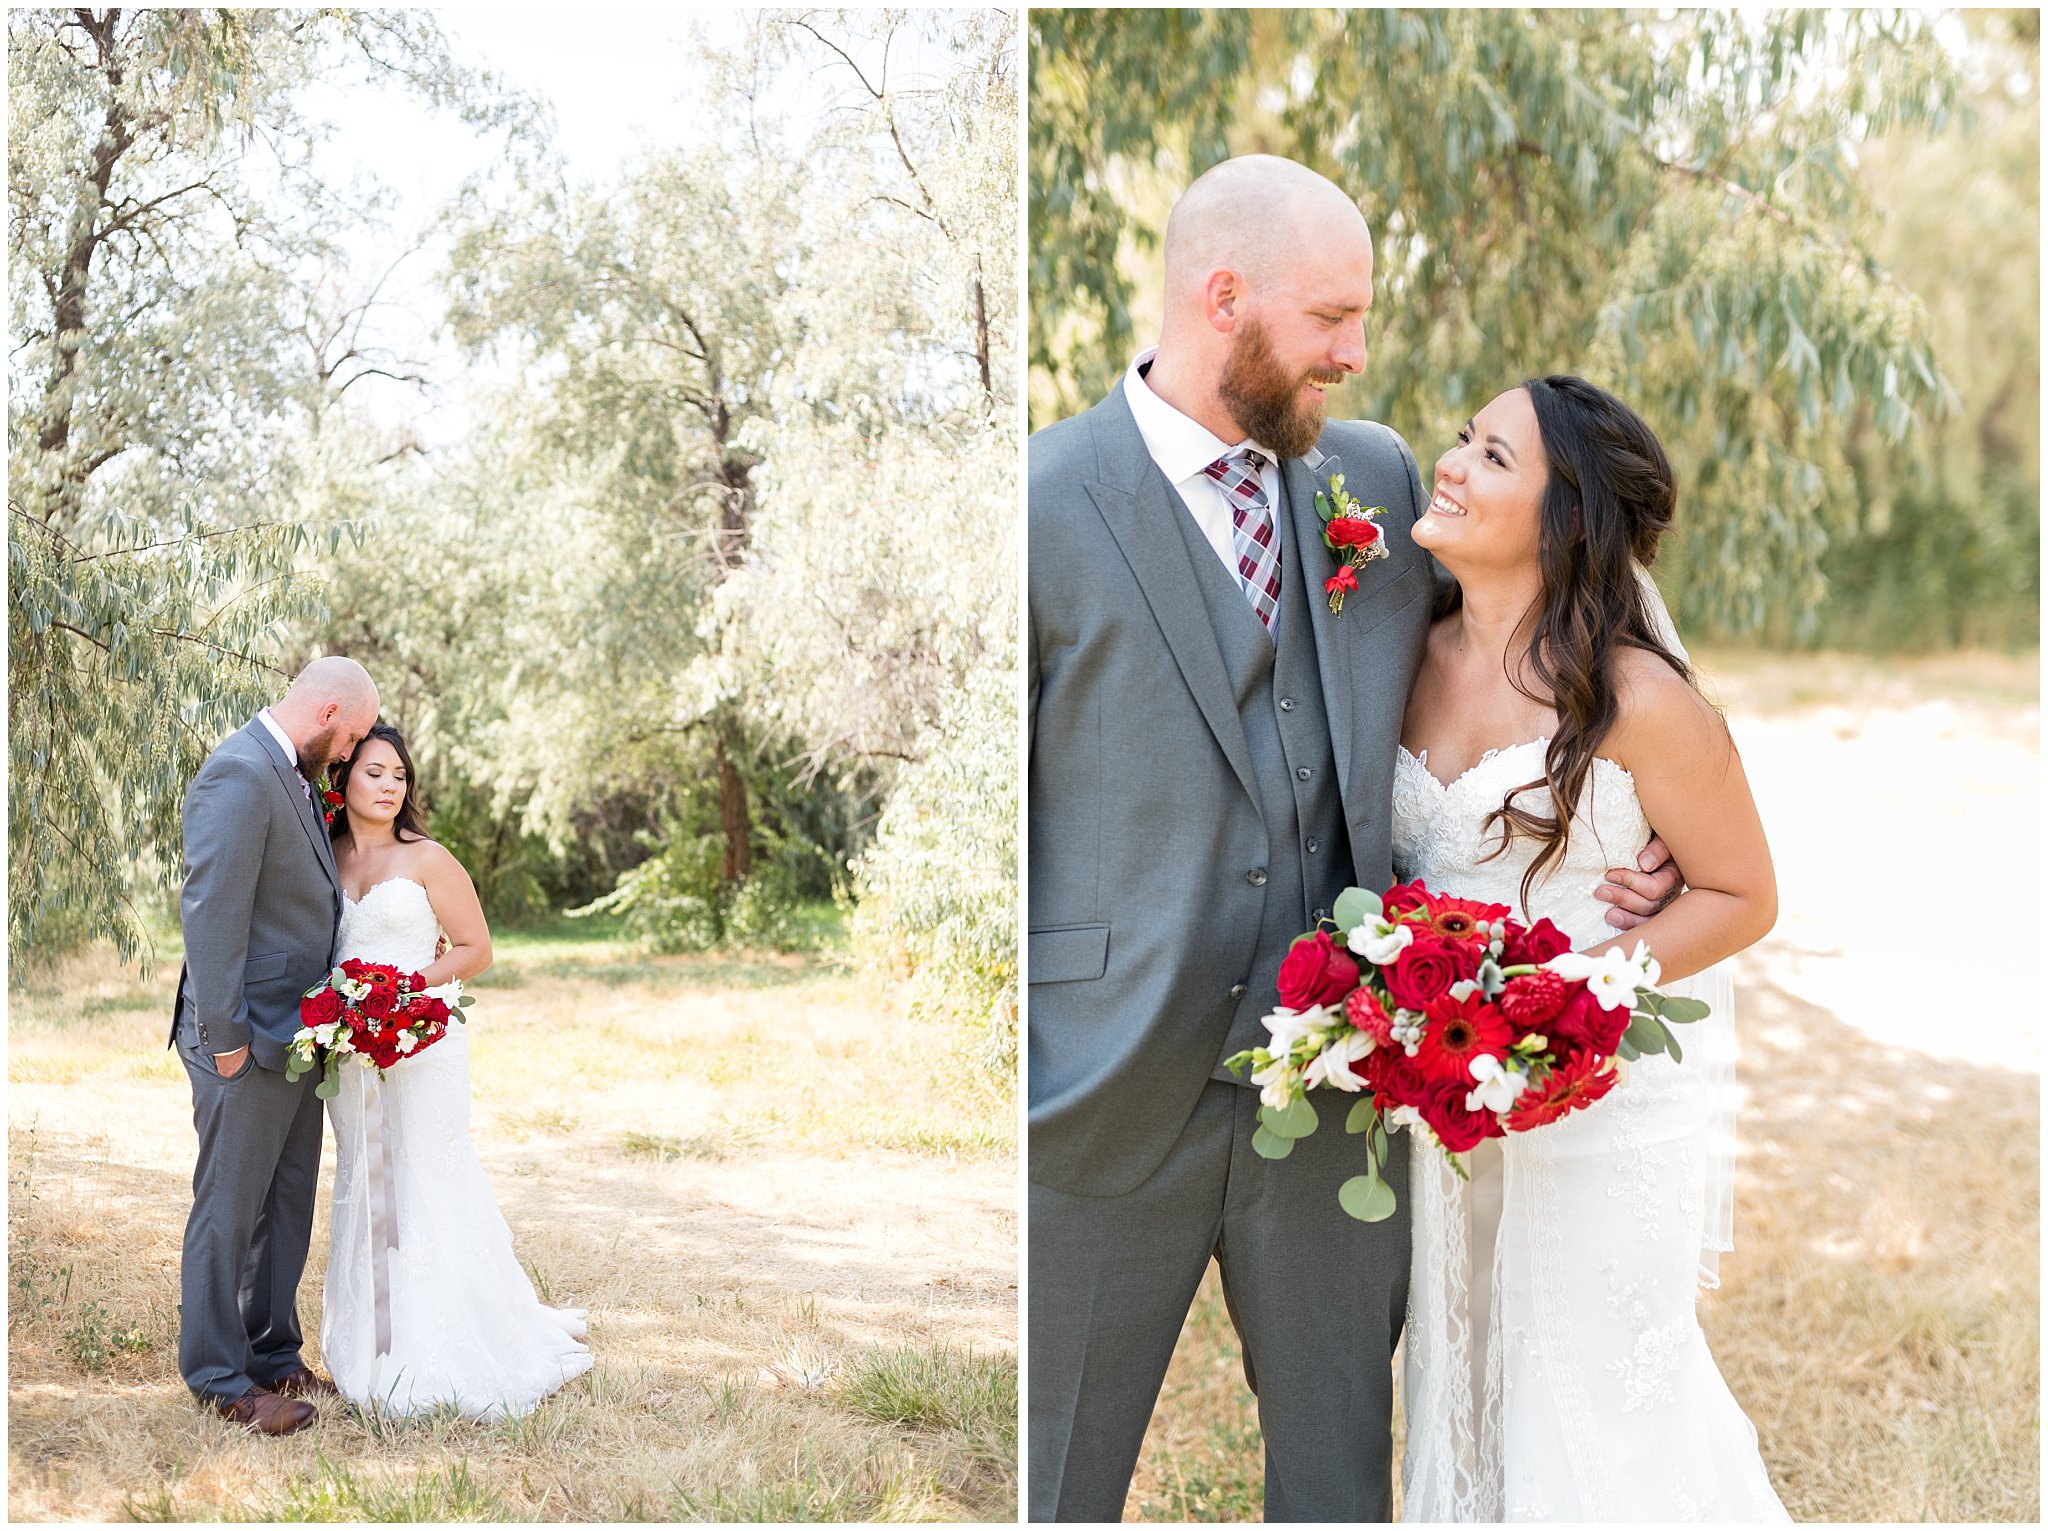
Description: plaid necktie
xmin=1202 ymin=447 xmax=1282 ymax=638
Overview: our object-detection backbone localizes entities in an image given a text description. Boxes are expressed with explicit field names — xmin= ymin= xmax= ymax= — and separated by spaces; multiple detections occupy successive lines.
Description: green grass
xmin=837 ymin=1342 xmax=1019 ymax=1463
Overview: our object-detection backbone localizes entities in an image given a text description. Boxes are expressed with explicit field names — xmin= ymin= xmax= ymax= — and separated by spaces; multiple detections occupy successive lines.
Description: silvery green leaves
xmin=1616 ymin=990 xmax=1712 ymax=1064
xmin=1252 ymin=1096 xmax=1318 ymax=1161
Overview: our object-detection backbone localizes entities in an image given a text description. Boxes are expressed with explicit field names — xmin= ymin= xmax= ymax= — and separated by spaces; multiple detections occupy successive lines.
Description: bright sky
xmin=292 ymin=7 xmax=973 ymax=446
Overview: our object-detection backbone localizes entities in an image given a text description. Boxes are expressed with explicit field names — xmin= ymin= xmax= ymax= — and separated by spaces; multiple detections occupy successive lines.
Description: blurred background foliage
xmin=10 ymin=8 xmax=1018 ymax=1067
xmin=1029 ymin=7 xmax=2038 ymax=650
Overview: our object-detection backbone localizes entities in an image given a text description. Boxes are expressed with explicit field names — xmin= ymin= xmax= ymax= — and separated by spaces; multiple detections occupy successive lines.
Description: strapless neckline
xmin=342 ymin=875 xmax=429 ymax=909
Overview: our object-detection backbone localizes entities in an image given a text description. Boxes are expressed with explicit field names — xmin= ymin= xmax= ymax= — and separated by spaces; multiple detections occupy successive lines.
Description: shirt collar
xmin=1123 ymin=347 xmax=1274 ymax=484
xmin=255 ymin=707 xmax=299 ymax=772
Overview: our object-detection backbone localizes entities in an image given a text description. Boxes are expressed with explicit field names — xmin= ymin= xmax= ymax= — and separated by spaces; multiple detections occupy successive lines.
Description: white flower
xmin=1547 ymin=941 xmax=1660 ymax=1011
xmin=314 ymin=1022 xmax=339 ymax=1048
xmin=1349 ymin=917 xmax=1414 ymax=966
xmin=1386 ymin=1104 xmax=1424 ymax=1131
xmin=394 ymin=1032 xmax=418 ymax=1054
xmin=1250 ymin=1054 xmax=1298 ymax=1111
xmin=1303 ymin=1028 xmax=1374 ymax=1092
xmin=1261 ymin=1004 xmax=1334 ymax=1060
xmin=1465 ymin=1053 xmax=1528 ymax=1114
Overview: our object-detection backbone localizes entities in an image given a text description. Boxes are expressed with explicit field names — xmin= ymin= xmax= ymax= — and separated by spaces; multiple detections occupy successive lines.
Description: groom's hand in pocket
xmin=1597 ymin=834 xmax=1683 ymax=930
xmin=213 ymin=1046 xmax=250 ymax=1079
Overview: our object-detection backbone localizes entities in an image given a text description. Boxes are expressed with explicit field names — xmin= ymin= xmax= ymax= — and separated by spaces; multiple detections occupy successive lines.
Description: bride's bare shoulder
xmin=1607 ymin=645 xmax=1729 ymax=767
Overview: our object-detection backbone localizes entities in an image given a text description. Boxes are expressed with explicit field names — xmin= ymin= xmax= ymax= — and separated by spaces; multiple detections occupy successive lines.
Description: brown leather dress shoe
xmin=210 ymin=1388 xmax=316 ymax=1436
xmin=267 ymin=1365 xmax=341 ymax=1401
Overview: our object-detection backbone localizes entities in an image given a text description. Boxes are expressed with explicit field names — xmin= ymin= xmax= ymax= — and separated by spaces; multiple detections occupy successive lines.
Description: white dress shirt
xmin=256 ymin=708 xmax=303 ymax=784
xmin=1123 ymin=349 xmax=1285 ymax=638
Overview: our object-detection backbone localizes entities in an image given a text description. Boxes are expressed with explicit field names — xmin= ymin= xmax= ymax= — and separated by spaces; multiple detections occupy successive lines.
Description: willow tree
xmin=7 ymin=8 xmax=514 ymax=961
xmin=1030 ymin=8 xmax=1961 ymax=634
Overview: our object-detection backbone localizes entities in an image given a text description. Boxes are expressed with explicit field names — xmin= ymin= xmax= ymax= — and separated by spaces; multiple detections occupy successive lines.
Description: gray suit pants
xmin=1029 ymin=1080 xmax=1411 ymax=1522
xmin=176 ymin=1028 xmax=325 ymax=1403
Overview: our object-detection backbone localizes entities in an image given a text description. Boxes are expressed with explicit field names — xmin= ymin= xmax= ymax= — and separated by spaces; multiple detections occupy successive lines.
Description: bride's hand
xmin=1596 ymin=833 xmax=1684 ymax=929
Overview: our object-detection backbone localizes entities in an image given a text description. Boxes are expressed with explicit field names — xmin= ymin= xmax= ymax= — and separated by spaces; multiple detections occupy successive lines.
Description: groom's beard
xmin=1217 ymin=317 xmax=1345 ymax=459
xmin=297 ymin=727 xmax=341 ymax=781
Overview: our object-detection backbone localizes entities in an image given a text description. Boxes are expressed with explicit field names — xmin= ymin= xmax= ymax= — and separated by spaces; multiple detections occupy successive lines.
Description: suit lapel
xmin=1085 ymin=399 xmax=1262 ymax=811
xmin=1283 ymin=452 xmax=1358 ymax=803
xmin=246 ymin=720 xmax=341 ymax=898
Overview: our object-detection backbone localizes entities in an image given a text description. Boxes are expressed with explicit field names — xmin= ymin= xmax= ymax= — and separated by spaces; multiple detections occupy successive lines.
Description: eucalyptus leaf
xmin=1332 ymin=886 xmax=1382 ymax=933
xmin=1345 ymin=1098 xmax=1377 ymax=1135
xmin=1338 ymin=1173 xmax=1399 ymax=1223
xmin=1252 ymin=1125 xmax=1297 ymax=1161
xmin=1262 ymin=1095 xmax=1320 ymax=1140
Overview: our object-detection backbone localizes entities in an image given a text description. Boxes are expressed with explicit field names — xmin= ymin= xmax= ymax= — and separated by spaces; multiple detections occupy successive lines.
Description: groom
xmin=1027 ymin=156 xmax=1677 ymax=1520
xmin=169 ymin=656 xmax=379 ymax=1433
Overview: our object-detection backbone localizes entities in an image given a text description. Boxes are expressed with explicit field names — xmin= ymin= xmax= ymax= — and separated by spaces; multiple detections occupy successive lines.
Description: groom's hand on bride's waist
xmin=1596 ymin=834 xmax=1684 ymax=930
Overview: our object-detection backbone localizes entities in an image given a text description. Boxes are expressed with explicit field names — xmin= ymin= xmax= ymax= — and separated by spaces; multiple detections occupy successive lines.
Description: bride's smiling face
xmin=345 ymin=738 xmax=409 ymax=826
xmin=1414 ymin=387 xmax=1548 ymax=573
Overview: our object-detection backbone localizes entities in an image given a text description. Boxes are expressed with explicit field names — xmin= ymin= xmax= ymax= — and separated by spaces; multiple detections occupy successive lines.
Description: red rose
xmin=360 ymin=986 xmax=396 ymax=1021
xmin=1382 ymin=935 xmax=1480 ymax=1011
xmin=1502 ymin=917 xmax=1573 ymax=966
xmin=1326 ymin=515 xmax=1382 ymax=550
xmin=1547 ymin=984 xmax=1630 ymax=1058
xmin=1499 ymin=969 xmax=1571 ymax=1030
xmin=1277 ymin=931 xmax=1360 ymax=1011
xmin=1345 ymin=986 xmax=1394 ymax=1045
xmin=1421 ymin=1079 xmax=1496 ymax=1152
xmin=1324 ymin=565 xmax=1359 ymax=598
xmin=1361 ymin=1041 xmax=1428 ymax=1111
xmin=300 ymin=986 xmax=344 ymax=1028
xmin=1382 ymin=881 xmax=1436 ymax=919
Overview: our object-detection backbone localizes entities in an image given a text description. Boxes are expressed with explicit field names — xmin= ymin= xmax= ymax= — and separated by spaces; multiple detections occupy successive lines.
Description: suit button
xmin=1247 ymin=867 xmax=1268 ymax=887
xmin=1279 ymin=697 xmax=1297 ymax=712
xmin=1313 ymin=907 xmax=1330 ymax=923
xmin=1228 ymin=983 xmax=1248 ymax=1000
xmin=1306 ymin=837 xmax=1321 ymax=853
xmin=1296 ymin=766 xmax=1313 ymax=781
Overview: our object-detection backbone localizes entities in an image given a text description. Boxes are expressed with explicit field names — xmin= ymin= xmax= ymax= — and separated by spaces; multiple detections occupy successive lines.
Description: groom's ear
xmin=1205 ymin=268 xmax=1245 ymax=331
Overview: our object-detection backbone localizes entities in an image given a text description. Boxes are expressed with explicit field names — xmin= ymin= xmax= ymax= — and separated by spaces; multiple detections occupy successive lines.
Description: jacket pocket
xmin=244 ymin=951 xmax=289 ymax=982
xmin=1348 ymin=565 xmax=1428 ymax=637
xmin=1028 ymin=924 xmax=1110 ymax=985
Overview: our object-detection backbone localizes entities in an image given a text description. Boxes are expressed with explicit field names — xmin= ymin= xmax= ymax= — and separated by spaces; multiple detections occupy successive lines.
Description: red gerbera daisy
xmin=1506 ymin=1051 xmax=1620 ymax=1131
xmin=1412 ymin=991 xmax=1512 ymax=1085
xmin=1420 ymin=893 xmax=1514 ymax=943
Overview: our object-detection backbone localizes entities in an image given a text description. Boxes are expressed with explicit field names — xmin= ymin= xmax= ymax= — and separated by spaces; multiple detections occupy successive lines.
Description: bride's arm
xmin=412 ymin=842 xmax=494 ymax=986
xmin=1587 ymin=652 xmax=1776 ymax=983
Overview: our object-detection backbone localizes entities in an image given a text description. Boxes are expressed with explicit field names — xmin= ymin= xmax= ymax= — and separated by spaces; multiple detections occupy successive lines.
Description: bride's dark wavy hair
xmin=1473 ymin=375 xmax=1694 ymax=908
xmin=329 ymin=722 xmax=431 ymax=845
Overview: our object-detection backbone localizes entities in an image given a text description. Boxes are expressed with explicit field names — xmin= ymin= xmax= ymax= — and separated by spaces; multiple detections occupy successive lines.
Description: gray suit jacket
xmin=169 ymin=718 xmax=343 ymax=1072
xmin=1028 ymin=385 xmax=1436 ymax=1197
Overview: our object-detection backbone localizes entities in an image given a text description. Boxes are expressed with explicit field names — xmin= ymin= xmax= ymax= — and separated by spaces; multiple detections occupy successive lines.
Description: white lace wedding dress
xmin=1392 ymin=741 xmax=1787 ymax=1522
xmin=322 ymin=877 xmax=592 ymax=1418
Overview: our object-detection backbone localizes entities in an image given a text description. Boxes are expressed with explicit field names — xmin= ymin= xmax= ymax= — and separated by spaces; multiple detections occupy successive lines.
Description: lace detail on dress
xmin=324 ymin=876 xmax=591 ymax=1418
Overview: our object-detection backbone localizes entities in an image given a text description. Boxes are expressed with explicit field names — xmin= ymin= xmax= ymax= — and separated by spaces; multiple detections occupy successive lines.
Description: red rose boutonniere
xmin=319 ymin=773 xmax=345 ymax=828
xmin=1314 ymin=472 xmax=1388 ymax=615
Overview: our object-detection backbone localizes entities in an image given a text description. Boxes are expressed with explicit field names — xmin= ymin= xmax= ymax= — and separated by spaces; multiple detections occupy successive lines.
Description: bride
xmin=1393 ymin=376 xmax=1787 ymax=1520
xmin=319 ymin=722 xmax=592 ymax=1418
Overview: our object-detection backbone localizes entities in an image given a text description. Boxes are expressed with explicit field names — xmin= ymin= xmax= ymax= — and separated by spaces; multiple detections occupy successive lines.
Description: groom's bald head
xmin=1148 ymin=155 xmax=1375 ymax=455
xmin=1163 ymin=156 xmax=1373 ymax=309
xmin=273 ymin=655 xmax=380 ymax=772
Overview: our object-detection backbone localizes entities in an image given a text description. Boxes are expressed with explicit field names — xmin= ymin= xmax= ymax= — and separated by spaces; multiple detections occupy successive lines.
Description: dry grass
xmin=8 ymin=931 xmax=1016 ymax=1522
xmin=1121 ymin=649 xmax=2041 ymax=1522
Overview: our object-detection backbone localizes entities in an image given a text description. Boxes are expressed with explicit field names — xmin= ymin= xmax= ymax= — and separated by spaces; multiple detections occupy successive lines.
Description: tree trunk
xmin=971 ymin=259 xmax=992 ymax=400
xmin=714 ymin=727 xmax=753 ymax=886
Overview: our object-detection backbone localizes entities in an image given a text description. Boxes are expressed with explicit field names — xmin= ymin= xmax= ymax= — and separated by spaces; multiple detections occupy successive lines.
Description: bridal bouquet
xmin=1223 ymin=881 xmax=1708 ymax=1222
xmin=285 ymin=959 xmax=471 ymax=1099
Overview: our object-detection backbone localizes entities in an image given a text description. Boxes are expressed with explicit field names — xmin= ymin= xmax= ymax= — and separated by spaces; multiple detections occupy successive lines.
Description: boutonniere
xmin=1314 ymin=471 xmax=1389 ymax=615
xmin=319 ymin=772 xmax=346 ymax=828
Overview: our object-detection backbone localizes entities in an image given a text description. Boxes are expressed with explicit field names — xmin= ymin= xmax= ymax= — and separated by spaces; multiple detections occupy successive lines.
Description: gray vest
xmin=1170 ymin=479 xmax=1357 ymax=1078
